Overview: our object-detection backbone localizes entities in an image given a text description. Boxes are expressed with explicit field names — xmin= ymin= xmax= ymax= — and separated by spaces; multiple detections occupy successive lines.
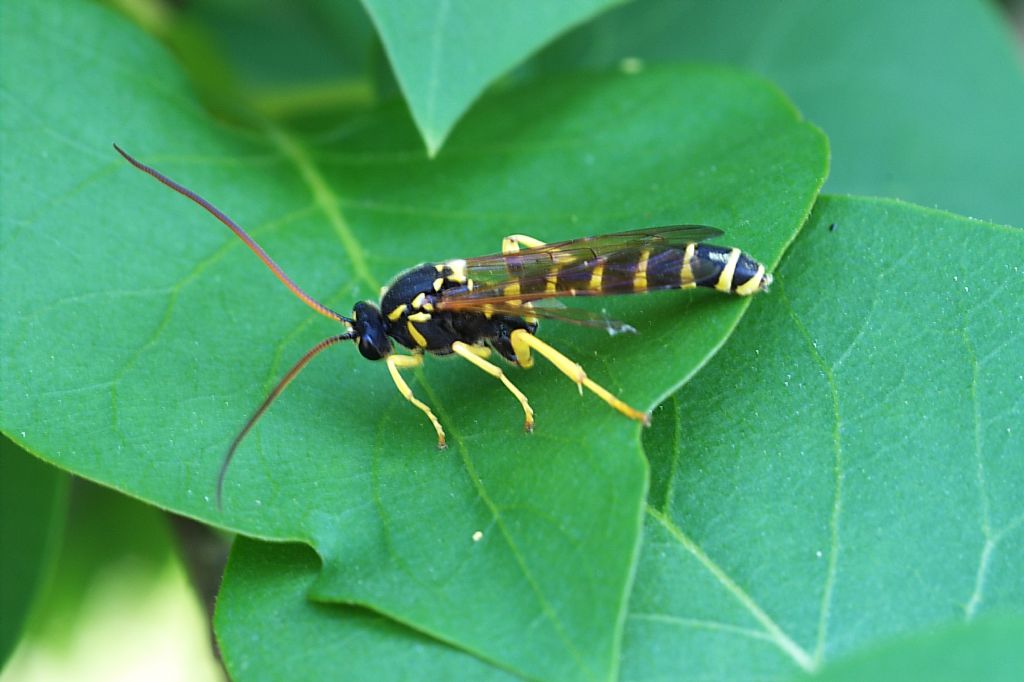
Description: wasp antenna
xmin=113 ymin=144 xmax=351 ymax=325
xmin=216 ymin=332 xmax=355 ymax=508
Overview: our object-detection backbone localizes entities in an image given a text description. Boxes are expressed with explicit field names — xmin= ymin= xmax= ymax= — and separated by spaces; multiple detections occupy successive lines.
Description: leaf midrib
xmin=266 ymin=125 xmax=378 ymax=293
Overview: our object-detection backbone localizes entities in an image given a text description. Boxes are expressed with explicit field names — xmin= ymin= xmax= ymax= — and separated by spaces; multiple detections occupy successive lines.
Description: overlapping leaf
xmin=216 ymin=539 xmax=518 ymax=681
xmin=0 ymin=2 xmax=826 ymax=680
xmin=626 ymin=197 xmax=1024 ymax=680
xmin=361 ymin=0 xmax=620 ymax=154
xmin=796 ymin=613 xmax=1024 ymax=682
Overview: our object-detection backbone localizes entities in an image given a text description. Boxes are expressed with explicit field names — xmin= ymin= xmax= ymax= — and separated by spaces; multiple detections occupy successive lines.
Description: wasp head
xmin=351 ymin=301 xmax=392 ymax=360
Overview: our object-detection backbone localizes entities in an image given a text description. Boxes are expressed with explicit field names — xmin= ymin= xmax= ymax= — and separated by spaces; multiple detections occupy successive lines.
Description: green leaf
xmin=361 ymin=0 xmax=621 ymax=155
xmin=528 ymin=0 xmax=1024 ymax=225
xmin=797 ymin=612 xmax=1024 ymax=682
xmin=216 ymin=538 xmax=517 ymax=681
xmin=0 ymin=438 xmax=67 ymax=666
xmin=0 ymin=1 xmax=826 ymax=679
xmin=626 ymin=196 xmax=1024 ymax=680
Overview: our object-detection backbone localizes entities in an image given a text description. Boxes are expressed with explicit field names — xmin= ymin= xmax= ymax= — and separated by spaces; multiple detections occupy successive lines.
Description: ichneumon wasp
xmin=114 ymin=145 xmax=772 ymax=505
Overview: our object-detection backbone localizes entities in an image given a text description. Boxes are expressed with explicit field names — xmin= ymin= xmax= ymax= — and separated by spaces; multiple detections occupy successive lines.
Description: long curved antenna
xmin=114 ymin=144 xmax=350 ymax=324
xmin=217 ymin=333 xmax=355 ymax=507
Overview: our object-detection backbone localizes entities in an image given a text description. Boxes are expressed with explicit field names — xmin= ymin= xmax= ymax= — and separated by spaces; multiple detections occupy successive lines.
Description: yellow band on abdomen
xmin=715 ymin=248 xmax=741 ymax=292
xmin=734 ymin=263 xmax=765 ymax=296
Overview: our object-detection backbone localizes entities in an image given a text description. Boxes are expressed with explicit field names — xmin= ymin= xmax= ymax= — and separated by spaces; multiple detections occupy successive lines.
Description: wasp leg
xmin=459 ymin=343 xmax=492 ymax=359
xmin=509 ymin=329 xmax=534 ymax=370
xmin=502 ymin=234 xmax=547 ymax=254
xmin=386 ymin=354 xmax=447 ymax=448
xmin=509 ymin=330 xmax=650 ymax=425
xmin=452 ymin=341 xmax=535 ymax=432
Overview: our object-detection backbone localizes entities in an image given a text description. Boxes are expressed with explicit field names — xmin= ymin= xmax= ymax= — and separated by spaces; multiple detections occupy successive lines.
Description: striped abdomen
xmin=506 ymin=243 xmax=771 ymax=299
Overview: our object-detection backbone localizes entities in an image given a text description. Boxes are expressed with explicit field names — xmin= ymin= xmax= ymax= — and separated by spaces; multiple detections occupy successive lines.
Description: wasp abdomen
xmin=688 ymin=244 xmax=771 ymax=295
xmin=507 ymin=242 xmax=771 ymax=298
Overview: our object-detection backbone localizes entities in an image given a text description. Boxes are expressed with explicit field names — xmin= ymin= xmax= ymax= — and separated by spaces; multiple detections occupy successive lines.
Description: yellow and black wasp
xmin=115 ymin=145 xmax=772 ymax=503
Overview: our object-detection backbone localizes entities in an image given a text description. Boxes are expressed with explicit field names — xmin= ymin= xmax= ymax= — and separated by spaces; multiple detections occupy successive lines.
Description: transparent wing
xmin=437 ymin=225 xmax=724 ymax=314
xmin=456 ymin=298 xmax=637 ymax=334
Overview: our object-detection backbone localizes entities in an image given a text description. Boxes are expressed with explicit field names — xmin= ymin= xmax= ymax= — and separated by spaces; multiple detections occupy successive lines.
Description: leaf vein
xmin=627 ymin=612 xmax=775 ymax=642
xmin=775 ymin=281 xmax=843 ymax=668
xmin=645 ymin=506 xmax=814 ymax=672
xmin=107 ymin=206 xmax=316 ymax=467
xmin=266 ymin=126 xmax=378 ymax=292
xmin=960 ymin=325 xmax=994 ymax=620
xmin=416 ymin=377 xmax=598 ymax=679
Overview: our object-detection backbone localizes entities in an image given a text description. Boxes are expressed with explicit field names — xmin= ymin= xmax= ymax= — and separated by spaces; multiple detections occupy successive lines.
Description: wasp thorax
xmin=352 ymin=301 xmax=392 ymax=360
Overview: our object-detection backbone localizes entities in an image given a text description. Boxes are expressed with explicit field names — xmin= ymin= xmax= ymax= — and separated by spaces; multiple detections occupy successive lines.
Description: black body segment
xmin=641 ymin=248 xmax=685 ymax=290
xmin=378 ymin=261 xmax=537 ymax=362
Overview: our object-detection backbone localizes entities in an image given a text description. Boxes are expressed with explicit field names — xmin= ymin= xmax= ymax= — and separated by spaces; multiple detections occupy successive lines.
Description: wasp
xmin=115 ymin=145 xmax=772 ymax=503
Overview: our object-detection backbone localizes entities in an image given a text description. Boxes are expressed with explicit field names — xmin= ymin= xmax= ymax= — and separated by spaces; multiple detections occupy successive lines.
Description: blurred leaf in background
xmin=524 ymin=0 xmax=1024 ymax=225
xmin=0 ymin=438 xmax=68 ymax=667
xmin=183 ymin=0 xmax=380 ymax=121
xmin=0 ymin=479 xmax=223 ymax=682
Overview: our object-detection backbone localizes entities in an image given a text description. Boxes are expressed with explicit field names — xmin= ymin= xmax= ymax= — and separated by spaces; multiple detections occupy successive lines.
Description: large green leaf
xmin=0 ymin=438 xmax=67 ymax=667
xmin=216 ymin=538 xmax=516 ymax=681
xmin=625 ymin=196 xmax=1024 ymax=680
xmin=360 ymin=0 xmax=620 ymax=155
xmin=529 ymin=0 xmax=1024 ymax=225
xmin=0 ymin=2 xmax=826 ymax=680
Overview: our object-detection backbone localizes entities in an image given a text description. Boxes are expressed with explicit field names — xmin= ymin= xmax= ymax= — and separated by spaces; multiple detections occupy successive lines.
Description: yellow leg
xmin=510 ymin=330 xmax=650 ymax=425
xmin=502 ymin=234 xmax=548 ymax=254
xmin=452 ymin=341 xmax=535 ymax=432
xmin=509 ymin=327 xmax=535 ymax=369
xmin=459 ymin=344 xmax=492 ymax=359
xmin=386 ymin=354 xmax=446 ymax=448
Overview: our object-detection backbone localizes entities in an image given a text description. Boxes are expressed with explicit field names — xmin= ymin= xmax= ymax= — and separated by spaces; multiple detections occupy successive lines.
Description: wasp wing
xmin=448 ymin=224 xmax=723 ymax=287
xmin=438 ymin=224 xmax=724 ymax=314
xmin=453 ymin=298 xmax=637 ymax=334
